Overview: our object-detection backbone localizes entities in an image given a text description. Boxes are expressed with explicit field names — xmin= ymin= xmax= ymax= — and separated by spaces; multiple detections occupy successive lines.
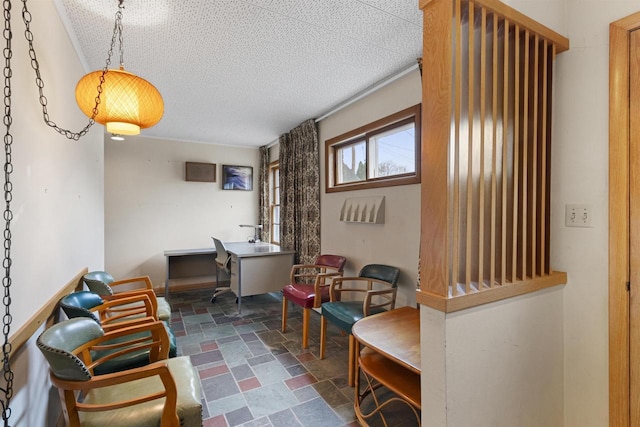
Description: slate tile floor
xmin=168 ymin=289 xmax=420 ymax=427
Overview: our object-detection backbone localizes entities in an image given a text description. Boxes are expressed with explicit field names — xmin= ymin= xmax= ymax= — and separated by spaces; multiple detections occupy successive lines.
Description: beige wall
xmin=318 ymin=71 xmax=422 ymax=308
xmin=104 ymin=136 xmax=260 ymax=290
xmin=9 ymin=0 xmax=104 ymax=425
xmin=422 ymin=288 xmax=565 ymax=426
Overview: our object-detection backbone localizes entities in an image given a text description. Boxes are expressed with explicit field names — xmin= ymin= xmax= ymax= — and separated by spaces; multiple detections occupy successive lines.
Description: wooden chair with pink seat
xmin=281 ymin=254 xmax=347 ymax=348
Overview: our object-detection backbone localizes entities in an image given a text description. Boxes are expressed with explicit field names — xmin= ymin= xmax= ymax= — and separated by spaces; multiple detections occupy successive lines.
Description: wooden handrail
xmin=9 ymin=267 xmax=87 ymax=359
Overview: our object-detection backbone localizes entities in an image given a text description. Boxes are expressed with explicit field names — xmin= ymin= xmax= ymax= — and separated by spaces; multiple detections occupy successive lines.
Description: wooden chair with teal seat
xmin=83 ymin=270 xmax=172 ymax=323
xmin=319 ymin=264 xmax=400 ymax=386
xmin=59 ymin=291 xmax=177 ymax=374
xmin=281 ymin=254 xmax=347 ymax=349
xmin=37 ymin=317 xmax=202 ymax=427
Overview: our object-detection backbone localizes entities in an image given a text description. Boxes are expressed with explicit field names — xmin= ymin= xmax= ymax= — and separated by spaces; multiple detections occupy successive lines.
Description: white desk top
xmin=164 ymin=242 xmax=294 ymax=258
xmin=224 ymin=242 xmax=295 ymax=257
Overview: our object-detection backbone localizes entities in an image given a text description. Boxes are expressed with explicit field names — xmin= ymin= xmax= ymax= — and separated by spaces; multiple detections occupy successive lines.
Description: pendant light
xmin=75 ymin=0 xmax=164 ymax=136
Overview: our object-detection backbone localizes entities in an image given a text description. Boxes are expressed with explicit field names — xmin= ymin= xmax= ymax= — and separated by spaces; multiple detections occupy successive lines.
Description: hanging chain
xmin=0 ymin=0 xmax=12 ymax=424
xmin=20 ymin=0 xmax=125 ymax=140
xmin=0 ymin=1 xmax=127 ymax=425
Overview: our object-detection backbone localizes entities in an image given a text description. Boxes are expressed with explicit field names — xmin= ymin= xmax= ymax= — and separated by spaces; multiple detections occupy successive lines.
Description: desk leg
xmin=237 ymin=257 xmax=242 ymax=315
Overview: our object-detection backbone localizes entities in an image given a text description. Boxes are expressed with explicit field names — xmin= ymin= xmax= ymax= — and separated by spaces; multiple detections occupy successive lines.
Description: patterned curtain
xmin=279 ymin=119 xmax=320 ymax=264
xmin=258 ymin=145 xmax=270 ymax=243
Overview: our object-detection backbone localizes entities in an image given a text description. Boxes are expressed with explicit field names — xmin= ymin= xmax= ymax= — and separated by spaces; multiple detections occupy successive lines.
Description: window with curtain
xmin=269 ymin=162 xmax=280 ymax=245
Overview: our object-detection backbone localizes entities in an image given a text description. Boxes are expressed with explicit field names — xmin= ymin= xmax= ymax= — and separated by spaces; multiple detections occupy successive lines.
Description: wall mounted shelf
xmin=340 ymin=196 xmax=385 ymax=224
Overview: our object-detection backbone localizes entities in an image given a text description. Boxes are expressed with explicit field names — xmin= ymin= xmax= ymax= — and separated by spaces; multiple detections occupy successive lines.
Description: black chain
xmin=20 ymin=0 xmax=125 ymax=140
xmin=0 ymin=0 xmax=12 ymax=424
xmin=0 ymin=1 xmax=126 ymax=424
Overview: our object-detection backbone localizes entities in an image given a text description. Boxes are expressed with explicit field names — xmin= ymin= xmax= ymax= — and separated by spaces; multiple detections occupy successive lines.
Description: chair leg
xmin=301 ymin=308 xmax=310 ymax=348
xmin=348 ymin=334 xmax=356 ymax=387
xmin=281 ymin=297 xmax=288 ymax=333
xmin=320 ymin=315 xmax=327 ymax=359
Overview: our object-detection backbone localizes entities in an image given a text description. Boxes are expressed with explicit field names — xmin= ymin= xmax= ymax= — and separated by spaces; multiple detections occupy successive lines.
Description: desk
xmin=164 ymin=243 xmax=294 ymax=313
xmin=163 ymin=248 xmax=217 ymax=299
xmin=352 ymin=306 xmax=421 ymax=426
xmin=224 ymin=242 xmax=295 ymax=313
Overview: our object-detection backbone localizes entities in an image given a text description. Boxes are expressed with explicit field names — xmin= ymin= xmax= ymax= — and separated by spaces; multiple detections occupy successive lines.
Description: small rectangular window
xmin=336 ymin=140 xmax=366 ymax=185
xmin=325 ymin=104 xmax=421 ymax=192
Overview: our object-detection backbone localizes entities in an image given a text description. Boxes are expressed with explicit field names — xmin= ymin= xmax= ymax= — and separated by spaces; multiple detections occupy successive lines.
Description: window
xmin=325 ymin=104 xmax=421 ymax=192
xmin=269 ymin=162 xmax=280 ymax=245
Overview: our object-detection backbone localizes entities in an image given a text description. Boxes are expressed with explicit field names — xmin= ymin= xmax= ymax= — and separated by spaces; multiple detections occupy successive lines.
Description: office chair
xmin=59 ymin=291 xmax=177 ymax=374
xmin=319 ymin=264 xmax=400 ymax=386
xmin=211 ymin=237 xmax=233 ymax=303
xmin=83 ymin=270 xmax=171 ymax=322
xmin=37 ymin=317 xmax=202 ymax=427
xmin=281 ymin=254 xmax=347 ymax=349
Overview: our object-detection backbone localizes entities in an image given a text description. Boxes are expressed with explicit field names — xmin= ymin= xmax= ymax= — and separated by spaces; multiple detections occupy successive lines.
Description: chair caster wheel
xmin=210 ymin=297 xmax=216 ymax=303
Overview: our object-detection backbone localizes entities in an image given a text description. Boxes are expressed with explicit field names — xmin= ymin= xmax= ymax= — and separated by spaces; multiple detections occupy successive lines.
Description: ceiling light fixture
xmin=75 ymin=0 xmax=164 ymax=137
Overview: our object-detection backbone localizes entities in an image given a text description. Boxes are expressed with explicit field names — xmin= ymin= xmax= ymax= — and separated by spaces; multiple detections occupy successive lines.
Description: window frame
xmin=325 ymin=104 xmax=421 ymax=193
xmin=268 ymin=161 xmax=280 ymax=245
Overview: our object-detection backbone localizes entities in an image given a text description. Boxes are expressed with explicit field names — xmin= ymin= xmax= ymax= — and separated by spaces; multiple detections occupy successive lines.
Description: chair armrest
xmin=290 ymin=264 xmax=328 ymax=282
xmin=102 ymin=289 xmax=159 ymax=317
xmin=78 ymin=320 xmax=170 ymax=369
xmin=363 ymin=288 xmax=398 ymax=316
xmin=110 ymin=275 xmax=154 ymax=290
xmin=96 ymin=294 xmax=157 ymax=324
xmin=51 ymin=360 xmax=180 ymax=425
xmin=329 ymin=276 xmax=381 ymax=301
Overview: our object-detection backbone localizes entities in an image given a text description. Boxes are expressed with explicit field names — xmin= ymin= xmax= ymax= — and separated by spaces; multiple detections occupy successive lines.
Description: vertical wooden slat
xmin=530 ymin=35 xmax=539 ymax=278
xmin=490 ymin=12 xmax=498 ymax=288
xmin=466 ymin=1 xmax=475 ymax=293
xmin=501 ymin=18 xmax=509 ymax=286
xmin=511 ymin=25 xmax=520 ymax=282
xmin=479 ymin=6 xmax=487 ymax=290
xmin=539 ymin=40 xmax=548 ymax=277
xmin=452 ymin=0 xmax=462 ymax=296
xmin=521 ymin=30 xmax=529 ymax=281
xmin=420 ymin=0 xmax=454 ymax=297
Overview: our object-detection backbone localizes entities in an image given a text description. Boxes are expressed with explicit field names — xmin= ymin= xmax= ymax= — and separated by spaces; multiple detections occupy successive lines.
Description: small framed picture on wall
xmin=221 ymin=165 xmax=253 ymax=191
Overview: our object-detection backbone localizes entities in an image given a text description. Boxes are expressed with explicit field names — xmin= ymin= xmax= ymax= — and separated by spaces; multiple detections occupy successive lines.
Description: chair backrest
xmin=37 ymin=318 xmax=103 ymax=381
xmin=315 ymin=254 xmax=347 ymax=272
xmin=59 ymin=291 xmax=105 ymax=323
xmin=83 ymin=271 xmax=116 ymax=296
xmin=359 ymin=264 xmax=401 ymax=286
xmin=212 ymin=237 xmax=231 ymax=271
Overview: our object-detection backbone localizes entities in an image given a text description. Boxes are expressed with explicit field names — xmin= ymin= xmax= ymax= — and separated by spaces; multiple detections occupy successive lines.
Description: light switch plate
xmin=565 ymin=204 xmax=592 ymax=228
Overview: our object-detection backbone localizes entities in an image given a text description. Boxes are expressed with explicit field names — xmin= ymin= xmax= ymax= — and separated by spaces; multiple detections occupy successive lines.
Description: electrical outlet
xmin=565 ymin=204 xmax=592 ymax=228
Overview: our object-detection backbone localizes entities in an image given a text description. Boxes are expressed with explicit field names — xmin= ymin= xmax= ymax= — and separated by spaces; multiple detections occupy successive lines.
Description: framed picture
xmin=185 ymin=162 xmax=216 ymax=182
xmin=222 ymin=165 xmax=253 ymax=190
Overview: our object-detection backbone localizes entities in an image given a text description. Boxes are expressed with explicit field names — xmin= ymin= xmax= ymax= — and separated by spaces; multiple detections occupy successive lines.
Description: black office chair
xmin=211 ymin=237 xmax=233 ymax=303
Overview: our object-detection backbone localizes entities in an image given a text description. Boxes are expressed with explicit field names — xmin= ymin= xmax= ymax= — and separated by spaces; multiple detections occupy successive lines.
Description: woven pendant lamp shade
xmin=75 ymin=68 xmax=164 ymax=135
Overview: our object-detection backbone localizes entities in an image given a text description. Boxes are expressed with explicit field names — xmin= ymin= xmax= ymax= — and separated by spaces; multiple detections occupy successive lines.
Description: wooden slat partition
xmin=418 ymin=0 xmax=569 ymax=312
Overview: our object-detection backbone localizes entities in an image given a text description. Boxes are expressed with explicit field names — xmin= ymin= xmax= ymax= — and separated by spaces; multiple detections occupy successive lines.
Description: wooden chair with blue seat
xmin=37 ymin=317 xmax=202 ymax=427
xmin=83 ymin=270 xmax=172 ymax=323
xmin=59 ymin=291 xmax=177 ymax=374
xmin=281 ymin=254 xmax=347 ymax=349
xmin=319 ymin=263 xmax=400 ymax=386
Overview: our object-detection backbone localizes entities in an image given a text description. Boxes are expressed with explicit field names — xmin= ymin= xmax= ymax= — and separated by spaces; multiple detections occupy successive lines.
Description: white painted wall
xmin=421 ymin=287 xmax=565 ymax=427
xmin=104 ymin=136 xmax=260 ymax=290
xmin=510 ymin=0 xmax=639 ymax=425
xmin=8 ymin=0 xmax=104 ymax=425
xmin=317 ymin=70 xmax=422 ymax=308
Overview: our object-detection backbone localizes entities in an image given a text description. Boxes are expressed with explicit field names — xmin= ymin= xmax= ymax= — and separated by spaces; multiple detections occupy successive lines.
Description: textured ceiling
xmin=54 ymin=0 xmax=423 ymax=147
